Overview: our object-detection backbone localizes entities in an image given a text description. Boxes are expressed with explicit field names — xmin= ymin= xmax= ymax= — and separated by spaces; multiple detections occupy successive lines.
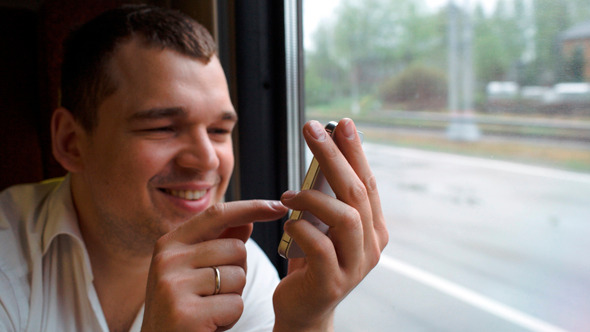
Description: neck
xmin=71 ymin=176 xmax=154 ymax=280
xmin=82 ymin=220 xmax=152 ymax=280
xmin=71 ymin=176 xmax=153 ymax=331
xmin=81 ymin=208 xmax=152 ymax=332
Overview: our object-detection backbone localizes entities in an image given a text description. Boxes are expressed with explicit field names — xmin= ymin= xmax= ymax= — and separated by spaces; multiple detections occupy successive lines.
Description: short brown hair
xmin=60 ymin=4 xmax=217 ymax=132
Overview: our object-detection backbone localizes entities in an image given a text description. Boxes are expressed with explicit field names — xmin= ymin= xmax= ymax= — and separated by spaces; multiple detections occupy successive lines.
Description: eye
xmin=145 ymin=126 xmax=175 ymax=133
xmin=134 ymin=125 xmax=179 ymax=139
xmin=208 ymin=127 xmax=231 ymax=135
xmin=207 ymin=125 xmax=234 ymax=142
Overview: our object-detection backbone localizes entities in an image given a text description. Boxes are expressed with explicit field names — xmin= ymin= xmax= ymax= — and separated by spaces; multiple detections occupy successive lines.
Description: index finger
xmin=169 ymin=200 xmax=288 ymax=244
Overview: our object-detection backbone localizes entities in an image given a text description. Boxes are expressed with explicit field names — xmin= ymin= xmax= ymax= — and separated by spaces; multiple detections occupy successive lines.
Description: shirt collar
xmin=41 ymin=174 xmax=93 ymax=281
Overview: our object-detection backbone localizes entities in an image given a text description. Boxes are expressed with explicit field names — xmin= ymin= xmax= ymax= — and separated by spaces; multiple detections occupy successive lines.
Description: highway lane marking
xmin=367 ymin=144 xmax=590 ymax=185
xmin=379 ymin=254 xmax=569 ymax=332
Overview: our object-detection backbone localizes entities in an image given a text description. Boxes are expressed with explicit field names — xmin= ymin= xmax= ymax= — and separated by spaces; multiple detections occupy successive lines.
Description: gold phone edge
xmin=278 ymin=121 xmax=337 ymax=258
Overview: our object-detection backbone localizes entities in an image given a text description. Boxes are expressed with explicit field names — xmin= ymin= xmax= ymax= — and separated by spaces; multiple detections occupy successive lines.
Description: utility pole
xmin=448 ymin=0 xmax=459 ymax=114
xmin=446 ymin=0 xmax=481 ymax=141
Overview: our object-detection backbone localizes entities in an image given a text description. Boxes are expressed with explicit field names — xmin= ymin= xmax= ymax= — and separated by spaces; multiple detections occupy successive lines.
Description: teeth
xmin=166 ymin=189 xmax=206 ymax=201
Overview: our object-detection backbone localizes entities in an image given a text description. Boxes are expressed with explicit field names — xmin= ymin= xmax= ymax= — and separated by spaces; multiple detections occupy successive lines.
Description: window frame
xmin=218 ymin=0 xmax=304 ymax=276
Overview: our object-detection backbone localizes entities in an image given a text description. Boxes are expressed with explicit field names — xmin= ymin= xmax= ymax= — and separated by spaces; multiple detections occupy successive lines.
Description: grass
xmin=359 ymin=126 xmax=590 ymax=173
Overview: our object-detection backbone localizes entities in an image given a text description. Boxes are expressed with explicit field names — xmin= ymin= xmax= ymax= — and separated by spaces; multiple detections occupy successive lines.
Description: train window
xmin=302 ymin=0 xmax=590 ymax=331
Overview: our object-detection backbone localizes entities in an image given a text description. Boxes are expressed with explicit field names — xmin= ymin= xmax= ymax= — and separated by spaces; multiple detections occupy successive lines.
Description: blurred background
xmin=301 ymin=0 xmax=590 ymax=331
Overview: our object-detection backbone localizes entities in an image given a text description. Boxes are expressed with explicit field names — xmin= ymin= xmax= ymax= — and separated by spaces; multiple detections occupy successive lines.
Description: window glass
xmin=303 ymin=0 xmax=590 ymax=330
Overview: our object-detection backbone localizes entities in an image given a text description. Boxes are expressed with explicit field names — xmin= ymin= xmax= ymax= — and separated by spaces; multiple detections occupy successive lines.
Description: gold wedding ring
xmin=212 ymin=266 xmax=221 ymax=295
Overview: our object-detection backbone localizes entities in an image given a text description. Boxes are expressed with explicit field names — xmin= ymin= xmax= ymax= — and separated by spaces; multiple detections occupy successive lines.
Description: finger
xmin=152 ymin=238 xmax=248 ymax=274
xmin=190 ymin=239 xmax=248 ymax=270
xmin=281 ymin=190 xmax=363 ymax=268
xmin=215 ymin=265 xmax=246 ymax=295
xmin=196 ymin=265 xmax=246 ymax=296
xmin=194 ymin=293 xmax=244 ymax=330
xmin=333 ymin=118 xmax=388 ymax=250
xmin=283 ymin=217 xmax=338 ymax=275
xmin=218 ymin=224 xmax=254 ymax=243
xmin=163 ymin=265 xmax=245 ymax=297
xmin=171 ymin=200 xmax=288 ymax=244
xmin=302 ymin=121 xmax=374 ymax=239
xmin=303 ymin=121 xmax=370 ymax=210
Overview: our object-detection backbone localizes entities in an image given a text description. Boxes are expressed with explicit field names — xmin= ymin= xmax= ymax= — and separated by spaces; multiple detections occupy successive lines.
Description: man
xmin=0 ymin=4 xmax=388 ymax=332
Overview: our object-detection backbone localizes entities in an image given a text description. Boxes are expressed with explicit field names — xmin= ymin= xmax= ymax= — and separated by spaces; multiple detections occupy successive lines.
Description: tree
xmin=305 ymin=0 xmax=445 ymax=107
xmin=305 ymin=23 xmax=347 ymax=105
xmin=473 ymin=0 xmax=528 ymax=83
xmin=304 ymin=0 xmax=590 ymax=110
xmin=532 ymin=0 xmax=569 ymax=84
xmin=562 ymin=46 xmax=586 ymax=82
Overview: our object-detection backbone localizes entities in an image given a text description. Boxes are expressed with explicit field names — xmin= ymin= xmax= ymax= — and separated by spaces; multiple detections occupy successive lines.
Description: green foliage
xmin=305 ymin=69 xmax=334 ymax=106
xmin=305 ymin=23 xmax=349 ymax=106
xmin=528 ymin=0 xmax=590 ymax=84
xmin=532 ymin=0 xmax=572 ymax=84
xmin=473 ymin=0 xmax=528 ymax=83
xmin=304 ymin=0 xmax=590 ymax=111
xmin=379 ymin=63 xmax=447 ymax=110
xmin=305 ymin=0 xmax=446 ymax=106
xmin=359 ymin=94 xmax=381 ymax=113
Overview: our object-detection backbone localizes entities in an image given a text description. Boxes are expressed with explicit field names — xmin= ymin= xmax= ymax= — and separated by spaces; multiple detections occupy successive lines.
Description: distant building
xmin=561 ymin=20 xmax=590 ymax=81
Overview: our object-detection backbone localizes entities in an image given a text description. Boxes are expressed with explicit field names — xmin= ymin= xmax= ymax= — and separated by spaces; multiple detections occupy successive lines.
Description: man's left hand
xmin=273 ymin=118 xmax=389 ymax=332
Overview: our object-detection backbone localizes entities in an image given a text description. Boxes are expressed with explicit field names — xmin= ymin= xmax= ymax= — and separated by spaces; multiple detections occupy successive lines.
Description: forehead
xmin=100 ymin=38 xmax=235 ymax=122
xmin=109 ymin=38 xmax=223 ymax=93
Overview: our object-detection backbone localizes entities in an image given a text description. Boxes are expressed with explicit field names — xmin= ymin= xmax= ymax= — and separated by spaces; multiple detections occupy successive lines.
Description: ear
xmin=51 ymin=107 xmax=87 ymax=173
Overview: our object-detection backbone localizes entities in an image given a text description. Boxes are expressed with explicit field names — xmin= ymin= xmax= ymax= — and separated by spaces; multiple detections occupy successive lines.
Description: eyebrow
xmin=127 ymin=107 xmax=186 ymax=122
xmin=127 ymin=107 xmax=238 ymax=123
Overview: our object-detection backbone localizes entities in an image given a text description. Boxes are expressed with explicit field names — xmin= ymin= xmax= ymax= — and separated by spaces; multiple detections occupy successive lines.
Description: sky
xmin=302 ymin=0 xmax=340 ymax=46
xmin=302 ymin=0 xmax=499 ymax=47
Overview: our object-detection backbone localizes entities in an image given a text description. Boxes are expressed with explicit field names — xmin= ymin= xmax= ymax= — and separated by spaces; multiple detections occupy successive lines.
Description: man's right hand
xmin=140 ymin=200 xmax=287 ymax=332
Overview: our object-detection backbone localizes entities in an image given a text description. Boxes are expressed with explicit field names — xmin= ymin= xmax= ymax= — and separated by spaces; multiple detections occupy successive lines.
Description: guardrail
xmin=342 ymin=110 xmax=590 ymax=142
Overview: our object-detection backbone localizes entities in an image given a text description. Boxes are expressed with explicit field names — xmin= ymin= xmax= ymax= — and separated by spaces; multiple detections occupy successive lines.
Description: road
xmin=334 ymin=142 xmax=590 ymax=332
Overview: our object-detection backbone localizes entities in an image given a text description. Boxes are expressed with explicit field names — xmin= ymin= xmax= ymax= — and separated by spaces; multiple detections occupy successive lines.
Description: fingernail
xmin=281 ymin=190 xmax=297 ymax=201
xmin=341 ymin=118 xmax=356 ymax=140
xmin=267 ymin=200 xmax=286 ymax=211
xmin=307 ymin=121 xmax=326 ymax=141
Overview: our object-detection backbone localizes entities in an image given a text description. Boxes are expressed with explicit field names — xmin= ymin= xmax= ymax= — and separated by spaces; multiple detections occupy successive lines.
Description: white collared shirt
xmin=0 ymin=176 xmax=279 ymax=332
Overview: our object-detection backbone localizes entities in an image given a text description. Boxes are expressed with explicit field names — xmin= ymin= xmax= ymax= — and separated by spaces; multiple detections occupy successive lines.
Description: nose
xmin=175 ymin=127 xmax=220 ymax=172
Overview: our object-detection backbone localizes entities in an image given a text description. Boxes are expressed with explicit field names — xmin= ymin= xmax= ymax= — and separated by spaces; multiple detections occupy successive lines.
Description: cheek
xmin=99 ymin=141 xmax=175 ymax=187
xmin=127 ymin=147 xmax=173 ymax=176
xmin=218 ymin=146 xmax=235 ymax=178
xmin=213 ymin=145 xmax=234 ymax=200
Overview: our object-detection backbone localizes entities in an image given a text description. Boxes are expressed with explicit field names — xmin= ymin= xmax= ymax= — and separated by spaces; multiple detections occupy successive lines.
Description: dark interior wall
xmin=0 ymin=7 xmax=43 ymax=189
xmin=0 ymin=0 xmax=136 ymax=190
xmin=232 ymin=0 xmax=290 ymax=275
xmin=37 ymin=0 xmax=138 ymax=182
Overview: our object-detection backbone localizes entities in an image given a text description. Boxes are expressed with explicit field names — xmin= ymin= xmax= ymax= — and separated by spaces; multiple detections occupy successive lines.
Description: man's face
xmin=75 ymin=39 xmax=236 ymax=248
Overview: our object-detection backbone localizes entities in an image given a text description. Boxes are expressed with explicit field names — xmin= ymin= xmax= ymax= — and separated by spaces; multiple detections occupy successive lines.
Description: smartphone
xmin=278 ymin=121 xmax=338 ymax=259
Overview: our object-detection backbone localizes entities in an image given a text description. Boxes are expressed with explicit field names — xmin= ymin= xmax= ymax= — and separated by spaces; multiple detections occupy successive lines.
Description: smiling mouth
xmin=160 ymin=188 xmax=207 ymax=201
